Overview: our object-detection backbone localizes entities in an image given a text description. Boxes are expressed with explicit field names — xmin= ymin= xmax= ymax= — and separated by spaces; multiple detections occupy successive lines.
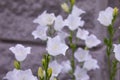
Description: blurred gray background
xmin=0 ymin=0 xmax=120 ymax=80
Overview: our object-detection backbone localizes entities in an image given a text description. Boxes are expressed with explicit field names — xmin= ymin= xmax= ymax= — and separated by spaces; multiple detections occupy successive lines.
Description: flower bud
xmin=42 ymin=59 xmax=46 ymax=68
xmin=47 ymin=68 xmax=52 ymax=78
xmin=14 ymin=60 xmax=20 ymax=69
xmin=113 ymin=7 xmax=119 ymax=17
xmin=38 ymin=67 xmax=44 ymax=79
xmin=61 ymin=3 xmax=69 ymax=13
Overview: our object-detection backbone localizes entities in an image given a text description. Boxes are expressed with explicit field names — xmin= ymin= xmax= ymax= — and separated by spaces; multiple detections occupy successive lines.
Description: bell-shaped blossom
xmin=33 ymin=11 xmax=56 ymax=26
xmin=97 ymin=7 xmax=114 ymax=26
xmin=54 ymin=15 xmax=65 ymax=31
xmin=9 ymin=44 xmax=31 ymax=62
xmin=46 ymin=36 xmax=69 ymax=56
xmin=71 ymin=5 xmax=85 ymax=17
xmin=49 ymin=60 xmax=62 ymax=77
xmin=83 ymin=58 xmax=99 ymax=71
xmin=57 ymin=31 xmax=69 ymax=43
xmin=32 ymin=25 xmax=48 ymax=40
xmin=74 ymin=48 xmax=89 ymax=62
xmin=4 ymin=69 xmax=38 ymax=80
xmin=76 ymin=28 xmax=89 ymax=40
xmin=113 ymin=44 xmax=120 ymax=62
xmin=74 ymin=66 xmax=89 ymax=80
xmin=65 ymin=14 xmax=84 ymax=31
xmin=61 ymin=60 xmax=72 ymax=73
xmin=85 ymin=34 xmax=101 ymax=48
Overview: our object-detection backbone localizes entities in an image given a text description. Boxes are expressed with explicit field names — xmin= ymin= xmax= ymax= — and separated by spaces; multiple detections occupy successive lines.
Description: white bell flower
xmin=113 ymin=44 xmax=120 ymax=62
xmin=3 ymin=69 xmax=38 ymax=80
xmin=61 ymin=60 xmax=72 ymax=73
xmin=49 ymin=60 xmax=62 ymax=77
xmin=76 ymin=28 xmax=89 ymax=40
xmin=46 ymin=35 xmax=69 ymax=56
xmin=54 ymin=15 xmax=65 ymax=31
xmin=72 ymin=5 xmax=85 ymax=17
xmin=9 ymin=44 xmax=31 ymax=62
xmin=74 ymin=66 xmax=89 ymax=80
xmin=32 ymin=25 xmax=48 ymax=40
xmin=83 ymin=58 xmax=99 ymax=71
xmin=74 ymin=48 xmax=89 ymax=62
xmin=97 ymin=7 xmax=114 ymax=26
xmin=85 ymin=34 xmax=101 ymax=48
xmin=33 ymin=11 xmax=56 ymax=26
xmin=65 ymin=14 xmax=84 ymax=31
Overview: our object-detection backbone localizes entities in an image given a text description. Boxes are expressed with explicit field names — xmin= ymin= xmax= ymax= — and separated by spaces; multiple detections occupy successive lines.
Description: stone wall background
xmin=0 ymin=0 xmax=120 ymax=80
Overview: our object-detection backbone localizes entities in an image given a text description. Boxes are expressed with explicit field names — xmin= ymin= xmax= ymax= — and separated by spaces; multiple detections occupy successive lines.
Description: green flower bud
xmin=42 ymin=59 xmax=46 ymax=68
xmin=47 ymin=68 xmax=52 ymax=78
xmin=113 ymin=7 xmax=119 ymax=17
xmin=38 ymin=67 xmax=44 ymax=79
xmin=61 ymin=3 xmax=69 ymax=13
xmin=14 ymin=60 xmax=20 ymax=69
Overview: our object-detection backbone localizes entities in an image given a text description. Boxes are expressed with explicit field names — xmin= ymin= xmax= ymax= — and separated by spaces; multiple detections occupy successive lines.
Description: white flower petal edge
xmin=97 ymin=7 xmax=114 ymax=26
xmin=33 ymin=11 xmax=56 ymax=26
xmin=113 ymin=44 xmax=120 ymax=62
xmin=61 ymin=60 xmax=72 ymax=73
xmin=72 ymin=5 xmax=85 ymax=17
xmin=85 ymin=34 xmax=101 ymax=48
xmin=4 ymin=69 xmax=38 ymax=80
xmin=76 ymin=28 xmax=89 ymax=40
xmin=9 ymin=44 xmax=31 ymax=62
xmin=74 ymin=66 xmax=89 ymax=80
xmin=32 ymin=25 xmax=48 ymax=40
xmin=49 ymin=60 xmax=62 ymax=77
xmin=83 ymin=57 xmax=99 ymax=71
xmin=74 ymin=48 xmax=89 ymax=62
xmin=64 ymin=14 xmax=84 ymax=31
xmin=46 ymin=35 xmax=69 ymax=56
xmin=54 ymin=15 xmax=65 ymax=31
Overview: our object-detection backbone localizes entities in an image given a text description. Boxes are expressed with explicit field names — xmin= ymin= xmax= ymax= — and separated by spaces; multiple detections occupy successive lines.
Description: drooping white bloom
xmin=4 ymin=69 xmax=38 ymax=80
xmin=72 ymin=5 xmax=85 ymax=17
xmin=113 ymin=44 xmax=120 ymax=62
xmin=54 ymin=15 xmax=65 ymax=31
xmin=83 ymin=58 xmax=99 ymax=71
xmin=76 ymin=28 xmax=89 ymax=40
xmin=9 ymin=44 xmax=31 ymax=62
xmin=85 ymin=34 xmax=101 ymax=48
xmin=61 ymin=60 xmax=72 ymax=73
xmin=74 ymin=48 xmax=89 ymax=62
xmin=33 ymin=11 xmax=56 ymax=26
xmin=57 ymin=31 xmax=69 ymax=43
xmin=74 ymin=66 xmax=89 ymax=80
xmin=65 ymin=14 xmax=84 ymax=31
xmin=97 ymin=7 xmax=114 ymax=26
xmin=32 ymin=25 xmax=48 ymax=40
xmin=49 ymin=60 xmax=62 ymax=77
xmin=46 ymin=36 xmax=69 ymax=56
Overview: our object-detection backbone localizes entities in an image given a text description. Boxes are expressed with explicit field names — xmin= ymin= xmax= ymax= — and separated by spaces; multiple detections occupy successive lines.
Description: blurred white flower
xmin=74 ymin=48 xmax=89 ymax=62
xmin=97 ymin=7 xmax=114 ymax=26
xmin=72 ymin=5 xmax=85 ymax=17
xmin=4 ymin=69 xmax=38 ymax=80
xmin=54 ymin=15 xmax=65 ymax=31
xmin=113 ymin=44 xmax=120 ymax=62
xmin=32 ymin=25 xmax=48 ymax=40
xmin=76 ymin=28 xmax=89 ymax=40
xmin=49 ymin=60 xmax=62 ymax=77
xmin=74 ymin=66 xmax=89 ymax=80
xmin=65 ymin=14 xmax=84 ymax=31
xmin=9 ymin=44 xmax=31 ymax=62
xmin=83 ymin=58 xmax=99 ymax=71
xmin=46 ymin=36 xmax=68 ymax=56
xmin=61 ymin=60 xmax=72 ymax=73
xmin=85 ymin=34 xmax=101 ymax=48
xmin=57 ymin=31 xmax=69 ymax=43
xmin=33 ymin=11 xmax=56 ymax=26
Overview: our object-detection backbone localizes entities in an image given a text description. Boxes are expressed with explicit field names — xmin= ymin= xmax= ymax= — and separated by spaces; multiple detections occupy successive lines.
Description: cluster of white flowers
xmin=4 ymin=2 xmax=120 ymax=80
